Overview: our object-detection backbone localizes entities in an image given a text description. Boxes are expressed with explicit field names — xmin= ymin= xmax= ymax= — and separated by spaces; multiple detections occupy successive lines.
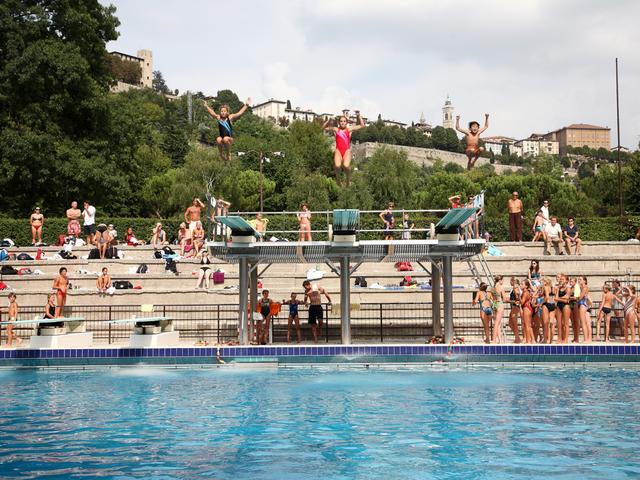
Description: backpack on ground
xmin=136 ymin=263 xmax=149 ymax=274
xmin=113 ymin=280 xmax=133 ymax=290
xmin=1 ymin=265 xmax=19 ymax=275
xmin=88 ymin=248 xmax=100 ymax=260
xmin=59 ymin=250 xmax=77 ymax=260
xmin=153 ymin=250 xmax=163 ymax=259
xmin=162 ymin=246 xmax=175 ymax=256
xmin=0 ymin=239 xmax=15 ymax=248
xmin=105 ymin=246 xmax=118 ymax=259
xmin=17 ymin=253 xmax=34 ymax=261
xmin=165 ymin=258 xmax=178 ymax=274
xmin=0 ymin=250 xmax=8 ymax=262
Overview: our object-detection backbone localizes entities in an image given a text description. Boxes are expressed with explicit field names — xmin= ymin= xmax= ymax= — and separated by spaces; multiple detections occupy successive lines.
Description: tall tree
xmin=0 ymin=0 xmax=120 ymax=214
xmin=152 ymin=70 xmax=170 ymax=94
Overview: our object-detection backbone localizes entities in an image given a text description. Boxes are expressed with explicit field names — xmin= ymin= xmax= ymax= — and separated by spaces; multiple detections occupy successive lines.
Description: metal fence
xmin=0 ymin=301 xmax=620 ymax=345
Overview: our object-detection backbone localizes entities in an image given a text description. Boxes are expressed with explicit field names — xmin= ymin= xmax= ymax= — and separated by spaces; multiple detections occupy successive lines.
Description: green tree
xmin=362 ymin=147 xmax=421 ymax=208
xmin=0 ymin=0 xmax=120 ymax=215
xmin=431 ymin=126 xmax=460 ymax=152
xmin=152 ymin=70 xmax=170 ymax=94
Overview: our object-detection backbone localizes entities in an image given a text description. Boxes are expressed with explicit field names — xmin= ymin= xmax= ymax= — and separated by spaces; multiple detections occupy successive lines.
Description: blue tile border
xmin=2 ymin=343 xmax=640 ymax=367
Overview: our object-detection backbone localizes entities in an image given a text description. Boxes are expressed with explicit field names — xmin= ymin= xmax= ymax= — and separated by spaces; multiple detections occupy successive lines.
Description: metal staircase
xmin=466 ymin=253 xmax=494 ymax=288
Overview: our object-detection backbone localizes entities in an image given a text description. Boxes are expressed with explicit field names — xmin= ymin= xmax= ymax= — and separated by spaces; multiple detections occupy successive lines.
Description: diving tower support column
xmin=238 ymin=258 xmax=249 ymax=345
xmin=340 ymin=256 xmax=351 ymax=344
xmin=442 ymin=256 xmax=454 ymax=343
xmin=431 ymin=261 xmax=442 ymax=337
xmin=250 ymin=264 xmax=258 ymax=326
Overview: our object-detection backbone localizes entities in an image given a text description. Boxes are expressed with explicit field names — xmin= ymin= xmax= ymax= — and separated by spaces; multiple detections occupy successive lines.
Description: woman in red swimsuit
xmin=322 ymin=111 xmax=365 ymax=187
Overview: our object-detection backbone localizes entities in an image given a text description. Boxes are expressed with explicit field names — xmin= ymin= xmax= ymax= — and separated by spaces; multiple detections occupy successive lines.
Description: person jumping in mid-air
xmin=202 ymin=97 xmax=251 ymax=160
xmin=455 ymin=113 xmax=489 ymax=170
xmin=322 ymin=111 xmax=365 ymax=187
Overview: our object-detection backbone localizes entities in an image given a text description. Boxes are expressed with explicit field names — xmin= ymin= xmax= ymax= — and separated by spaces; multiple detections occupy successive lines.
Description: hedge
xmin=1 ymin=215 xmax=639 ymax=246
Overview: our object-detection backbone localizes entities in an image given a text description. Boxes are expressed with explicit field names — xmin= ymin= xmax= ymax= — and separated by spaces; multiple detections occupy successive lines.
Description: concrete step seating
xmin=1 ymin=243 xmax=638 ymax=307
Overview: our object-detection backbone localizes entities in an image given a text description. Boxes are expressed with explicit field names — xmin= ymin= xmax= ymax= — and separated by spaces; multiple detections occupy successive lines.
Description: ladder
xmin=466 ymin=253 xmax=494 ymax=288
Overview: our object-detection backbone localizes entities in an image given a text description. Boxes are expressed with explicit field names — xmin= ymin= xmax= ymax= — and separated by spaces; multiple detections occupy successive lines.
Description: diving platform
xmin=210 ymin=208 xmax=486 ymax=345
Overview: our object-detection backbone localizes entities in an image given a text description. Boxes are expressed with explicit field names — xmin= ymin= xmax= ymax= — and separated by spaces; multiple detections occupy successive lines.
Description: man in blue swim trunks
xmin=303 ymin=280 xmax=332 ymax=344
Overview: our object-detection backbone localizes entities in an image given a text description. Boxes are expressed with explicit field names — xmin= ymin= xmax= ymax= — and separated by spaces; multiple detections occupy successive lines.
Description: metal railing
xmin=0 ymin=301 xmax=618 ymax=346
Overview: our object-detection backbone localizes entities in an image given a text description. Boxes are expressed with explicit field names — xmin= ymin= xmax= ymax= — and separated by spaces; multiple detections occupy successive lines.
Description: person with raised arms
xmin=202 ymin=97 xmax=251 ymax=160
xmin=322 ymin=111 xmax=365 ymax=187
xmin=455 ymin=113 xmax=489 ymax=170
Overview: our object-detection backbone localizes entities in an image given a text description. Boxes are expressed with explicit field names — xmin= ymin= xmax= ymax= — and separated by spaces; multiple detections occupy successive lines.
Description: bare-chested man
xmin=66 ymin=201 xmax=82 ymax=237
xmin=303 ymin=280 xmax=332 ymax=343
xmin=29 ymin=207 xmax=44 ymax=245
xmin=507 ymin=191 xmax=524 ymax=242
xmin=52 ymin=267 xmax=69 ymax=317
xmin=184 ymin=198 xmax=205 ymax=232
xmin=455 ymin=113 xmax=489 ymax=170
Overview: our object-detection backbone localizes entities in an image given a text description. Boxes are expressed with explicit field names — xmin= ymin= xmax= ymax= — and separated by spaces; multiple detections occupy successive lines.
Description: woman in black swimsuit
xmin=555 ymin=274 xmax=571 ymax=343
xmin=196 ymin=251 xmax=212 ymax=289
xmin=508 ymin=277 xmax=521 ymax=343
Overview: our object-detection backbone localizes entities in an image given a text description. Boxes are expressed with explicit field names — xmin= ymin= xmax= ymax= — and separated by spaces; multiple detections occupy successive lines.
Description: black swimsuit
xmin=218 ymin=118 xmax=233 ymax=138
xmin=557 ymin=289 xmax=568 ymax=310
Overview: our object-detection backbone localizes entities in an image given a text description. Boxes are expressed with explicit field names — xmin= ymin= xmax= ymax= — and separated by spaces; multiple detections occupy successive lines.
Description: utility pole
xmin=187 ymin=90 xmax=193 ymax=124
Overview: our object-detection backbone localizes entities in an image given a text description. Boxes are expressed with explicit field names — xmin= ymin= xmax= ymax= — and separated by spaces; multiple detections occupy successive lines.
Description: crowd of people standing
xmin=473 ymin=263 xmax=638 ymax=344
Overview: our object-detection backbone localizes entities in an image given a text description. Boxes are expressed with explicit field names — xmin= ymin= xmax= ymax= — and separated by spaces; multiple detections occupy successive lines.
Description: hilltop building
xmin=544 ymin=124 xmax=610 ymax=155
xmin=109 ymin=49 xmax=153 ymax=93
xmin=442 ymin=96 xmax=455 ymax=129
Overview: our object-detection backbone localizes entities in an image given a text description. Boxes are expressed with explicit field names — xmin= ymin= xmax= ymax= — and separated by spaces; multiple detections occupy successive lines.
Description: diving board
xmin=435 ymin=208 xmax=477 ymax=239
xmin=214 ymin=216 xmax=260 ymax=243
xmin=110 ymin=316 xmax=178 ymax=347
xmin=0 ymin=317 xmax=92 ymax=348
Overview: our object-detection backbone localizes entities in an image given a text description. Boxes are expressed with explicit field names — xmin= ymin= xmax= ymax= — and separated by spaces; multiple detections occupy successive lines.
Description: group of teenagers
xmin=473 ymin=260 xmax=639 ymax=344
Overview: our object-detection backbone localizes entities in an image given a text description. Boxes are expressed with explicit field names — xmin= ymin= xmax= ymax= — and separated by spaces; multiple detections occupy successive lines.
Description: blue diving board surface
xmin=0 ymin=317 xmax=85 ymax=326
xmin=435 ymin=208 xmax=477 ymax=234
xmin=332 ymin=209 xmax=359 ymax=234
xmin=214 ymin=216 xmax=260 ymax=237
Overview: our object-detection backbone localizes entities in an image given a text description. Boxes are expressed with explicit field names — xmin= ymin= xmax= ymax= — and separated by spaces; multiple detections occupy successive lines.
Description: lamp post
xmin=237 ymin=150 xmax=284 ymax=212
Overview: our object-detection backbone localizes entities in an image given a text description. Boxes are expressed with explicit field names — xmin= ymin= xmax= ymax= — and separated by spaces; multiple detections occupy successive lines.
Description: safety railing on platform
xmin=0 ymin=301 xmax=617 ymax=345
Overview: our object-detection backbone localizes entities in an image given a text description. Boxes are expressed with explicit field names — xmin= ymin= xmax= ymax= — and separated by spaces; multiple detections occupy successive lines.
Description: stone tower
xmin=442 ymin=96 xmax=454 ymax=129
xmin=137 ymin=49 xmax=153 ymax=88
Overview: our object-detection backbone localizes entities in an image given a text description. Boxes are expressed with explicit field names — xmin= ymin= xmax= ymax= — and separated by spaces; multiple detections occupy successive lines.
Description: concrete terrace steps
xmin=4 ymin=241 xmax=640 ymax=259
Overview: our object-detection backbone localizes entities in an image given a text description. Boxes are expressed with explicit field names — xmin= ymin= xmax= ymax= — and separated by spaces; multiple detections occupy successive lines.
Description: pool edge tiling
xmin=0 ymin=344 xmax=639 ymax=367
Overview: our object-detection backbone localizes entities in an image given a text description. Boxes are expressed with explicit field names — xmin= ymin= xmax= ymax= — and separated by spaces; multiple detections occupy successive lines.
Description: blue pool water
xmin=1 ymin=366 xmax=639 ymax=479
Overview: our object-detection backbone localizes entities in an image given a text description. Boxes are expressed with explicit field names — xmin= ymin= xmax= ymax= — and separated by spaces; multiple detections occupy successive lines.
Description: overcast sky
xmin=102 ymin=0 xmax=639 ymax=148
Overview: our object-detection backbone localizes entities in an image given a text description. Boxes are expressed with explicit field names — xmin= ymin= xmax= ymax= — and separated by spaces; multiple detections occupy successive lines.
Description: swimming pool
xmin=1 ymin=366 xmax=638 ymax=479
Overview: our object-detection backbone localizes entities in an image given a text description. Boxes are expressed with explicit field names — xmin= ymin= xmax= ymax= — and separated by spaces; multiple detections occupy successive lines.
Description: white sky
xmin=102 ymin=0 xmax=640 ymax=148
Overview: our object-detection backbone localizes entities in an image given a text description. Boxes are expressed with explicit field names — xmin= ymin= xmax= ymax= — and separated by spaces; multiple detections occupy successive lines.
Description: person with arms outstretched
xmin=322 ymin=111 xmax=365 ymax=187
xmin=456 ymin=113 xmax=489 ymax=170
xmin=202 ymin=97 xmax=251 ymax=160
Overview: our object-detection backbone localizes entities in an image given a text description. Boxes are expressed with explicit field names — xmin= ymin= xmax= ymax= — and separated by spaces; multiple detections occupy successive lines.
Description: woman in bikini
xmin=473 ymin=282 xmax=494 ymax=344
xmin=178 ymin=223 xmax=191 ymax=256
xmin=492 ymin=276 xmax=507 ymax=343
xmin=29 ymin=207 xmax=44 ymax=245
xmin=508 ymin=277 xmax=522 ymax=343
xmin=528 ymin=260 xmax=541 ymax=287
xmin=615 ymin=285 xmax=637 ymax=343
xmin=192 ymin=221 xmax=205 ymax=257
xmin=202 ymin=97 xmax=251 ymax=161
xmin=540 ymin=278 xmax=556 ymax=344
xmin=297 ymin=203 xmax=312 ymax=241
xmin=520 ymin=280 xmax=535 ymax=343
xmin=596 ymin=284 xmax=614 ymax=342
xmin=322 ymin=111 xmax=365 ymax=187
xmin=555 ymin=274 xmax=571 ymax=343
xmin=196 ymin=250 xmax=212 ymax=289
xmin=577 ymin=276 xmax=592 ymax=343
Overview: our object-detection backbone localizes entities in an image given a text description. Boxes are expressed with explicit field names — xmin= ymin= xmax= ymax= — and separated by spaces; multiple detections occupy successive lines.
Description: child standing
xmin=282 ymin=292 xmax=303 ymax=343
xmin=402 ymin=213 xmax=415 ymax=240
xmin=6 ymin=293 xmax=22 ymax=347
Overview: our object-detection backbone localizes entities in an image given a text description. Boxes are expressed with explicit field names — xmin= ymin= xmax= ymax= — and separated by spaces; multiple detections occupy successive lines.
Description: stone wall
xmin=351 ymin=142 xmax=522 ymax=174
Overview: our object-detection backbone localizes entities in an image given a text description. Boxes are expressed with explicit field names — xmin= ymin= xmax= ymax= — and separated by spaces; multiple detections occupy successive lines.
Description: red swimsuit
xmin=335 ymin=128 xmax=351 ymax=157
